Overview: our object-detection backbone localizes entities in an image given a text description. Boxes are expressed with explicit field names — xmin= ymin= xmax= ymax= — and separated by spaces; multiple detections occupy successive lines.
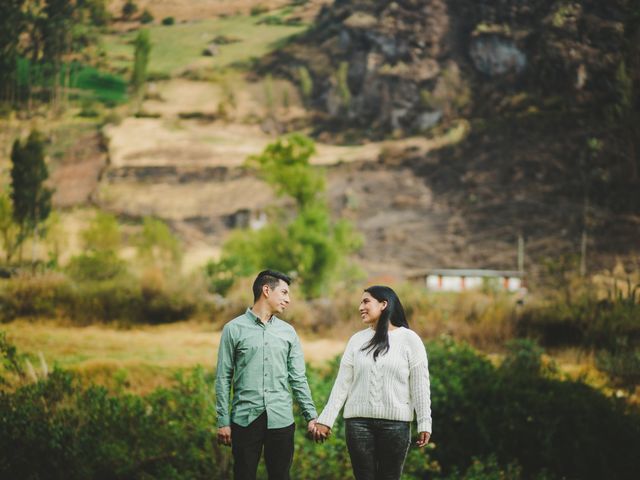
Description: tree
xmin=9 ymin=130 xmax=53 ymax=262
xmin=213 ymin=134 xmax=362 ymax=298
xmin=131 ymin=28 xmax=151 ymax=100
xmin=67 ymin=211 xmax=126 ymax=281
xmin=82 ymin=211 xmax=121 ymax=253
xmin=0 ymin=192 xmax=20 ymax=263
xmin=39 ymin=0 xmax=74 ymax=108
xmin=122 ymin=0 xmax=138 ymax=20
xmin=135 ymin=217 xmax=182 ymax=269
xmin=0 ymin=0 xmax=26 ymax=103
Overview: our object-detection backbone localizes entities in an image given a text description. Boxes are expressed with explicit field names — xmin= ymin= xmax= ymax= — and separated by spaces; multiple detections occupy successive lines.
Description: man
xmin=215 ymin=269 xmax=319 ymax=480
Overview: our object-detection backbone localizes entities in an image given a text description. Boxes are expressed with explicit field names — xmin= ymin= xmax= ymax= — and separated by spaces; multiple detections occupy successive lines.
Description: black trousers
xmin=231 ymin=412 xmax=295 ymax=480
xmin=345 ymin=417 xmax=412 ymax=480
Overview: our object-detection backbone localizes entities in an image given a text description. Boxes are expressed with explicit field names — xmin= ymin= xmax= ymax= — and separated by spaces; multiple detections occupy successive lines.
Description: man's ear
xmin=262 ymin=284 xmax=270 ymax=298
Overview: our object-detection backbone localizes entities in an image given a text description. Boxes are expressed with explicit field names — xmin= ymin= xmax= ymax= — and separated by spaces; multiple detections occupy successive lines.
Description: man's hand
xmin=313 ymin=423 xmax=331 ymax=443
xmin=306 ymin=419 xmax=317 ymax=439
xmin=217 ymin=426 xmax=232 ymax=446
xmin=416 ymin=431 xmax=430 ymax=447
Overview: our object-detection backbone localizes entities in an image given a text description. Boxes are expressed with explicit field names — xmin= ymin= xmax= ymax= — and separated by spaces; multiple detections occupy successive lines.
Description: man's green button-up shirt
xmin=215 ymin=308 xmax=318 ymax=429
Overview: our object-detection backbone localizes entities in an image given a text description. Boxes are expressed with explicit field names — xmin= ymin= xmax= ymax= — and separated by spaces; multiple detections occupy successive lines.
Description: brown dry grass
xmin=1 ymin=319 xmax=346 ymax=393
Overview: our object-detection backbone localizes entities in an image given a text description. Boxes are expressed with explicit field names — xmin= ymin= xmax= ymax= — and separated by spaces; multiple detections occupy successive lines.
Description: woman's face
xmin=359 ymin=292 xmax=387 ymax=326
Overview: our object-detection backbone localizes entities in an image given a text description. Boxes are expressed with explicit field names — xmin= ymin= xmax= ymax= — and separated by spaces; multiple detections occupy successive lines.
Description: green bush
xmin=517 ymin=284 xmax=640 ymax=350
xmin=0 ymin=273 xmax=73 ymax=320
xmin=140 ymin=8 xmax=154 ymax=24
xmin=161 ymin=16 xmax=175 ymax=26
xmin=122 ymin=0 xmax=138 ymax=20
xmin=428 ymin=337 xmax=640 ymax=479
xmin=0 ymin=338 xmax=639 ymax=479
xmin=0 ymin=367 xmax=226 ymax=479
xmin=0 ymin=272 xmax=198 ymax=325
xmin=66 ymin=251 xmax=128 ymax=282
xmin=250 ymin=5 xmax=269 ymax=16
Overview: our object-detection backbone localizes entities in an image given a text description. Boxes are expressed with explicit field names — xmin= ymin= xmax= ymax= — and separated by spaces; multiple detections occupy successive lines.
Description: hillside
xmin=262 ymin=0 xmax=640 ymax=274
xmin=1 ymin=0 xmax=639 ymax=279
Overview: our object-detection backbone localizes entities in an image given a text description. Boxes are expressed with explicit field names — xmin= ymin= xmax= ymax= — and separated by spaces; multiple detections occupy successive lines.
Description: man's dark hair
xmin=252 ymin=270 xmax=292 ymax=302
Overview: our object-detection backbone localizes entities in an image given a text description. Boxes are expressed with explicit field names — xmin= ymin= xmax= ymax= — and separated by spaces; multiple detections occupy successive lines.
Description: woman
xmin=313 ymin=286 xmax=431 ymax=480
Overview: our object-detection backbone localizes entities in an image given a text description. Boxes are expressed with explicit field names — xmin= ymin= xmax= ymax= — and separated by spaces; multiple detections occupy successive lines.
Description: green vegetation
xmin=337 ymin=61 xmax=351 ymax=109
xmin=101 ymin=16 xmax=307 ymax=76
xmin=122 ymin=0 xmax=138 ymax=20
xmin=1 ymin=335 xmax=638 ymax=479
xmin=140 ymin=8 xmax=154 ymax=25
xmin=206 ymin=135 xmax=362 ymax=298
xmin=0 ymin=193 xmax=19 ymax=263
xmin=135 ymin=216 xmax=182 ymax=269
xmin=9 ymin=131 xmax=53 ymax=263
xmin=131 ymin=29 xmax=152 ymax=98
xmin=0 ymin=210 xmax=198 ymax=325
xmin=517 ymin=278 xmax=640 ymax=388
xmin=0 ymin=0 xmax=107 ymax=107
xmin=297 ymin=66 xmax=313 ymax=101
xmin=14 ymin=59 xmax=128 ymax=105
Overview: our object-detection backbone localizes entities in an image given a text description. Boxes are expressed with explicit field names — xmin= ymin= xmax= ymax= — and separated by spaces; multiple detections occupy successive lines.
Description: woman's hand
xmin=416 ymin=431 xmax=430 ymax=447
xmin=313 ymin=423 xmax=331 ymax=443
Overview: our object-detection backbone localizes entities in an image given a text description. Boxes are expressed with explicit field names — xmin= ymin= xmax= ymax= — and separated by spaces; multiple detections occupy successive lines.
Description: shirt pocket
xmin=235 ymin=337 xmax=262 ymax=366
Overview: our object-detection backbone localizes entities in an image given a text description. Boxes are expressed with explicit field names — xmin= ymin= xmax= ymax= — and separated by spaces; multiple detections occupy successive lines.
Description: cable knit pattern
xmin=317 ymin=327 xmax=432 ymax=433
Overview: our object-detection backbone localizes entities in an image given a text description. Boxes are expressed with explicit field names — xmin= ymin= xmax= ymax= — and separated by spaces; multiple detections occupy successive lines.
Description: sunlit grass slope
xmin=102 ymin=15 xmax=307 ymax=76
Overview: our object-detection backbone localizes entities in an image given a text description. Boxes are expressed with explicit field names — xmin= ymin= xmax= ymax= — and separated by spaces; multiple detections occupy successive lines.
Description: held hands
xmin=307 ymin=419 xmax=331 ymax=443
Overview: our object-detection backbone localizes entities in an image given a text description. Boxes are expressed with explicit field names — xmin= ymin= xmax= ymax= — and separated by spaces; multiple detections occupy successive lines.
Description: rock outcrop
xmin=268 ymin=0 xmax=631 ymax=137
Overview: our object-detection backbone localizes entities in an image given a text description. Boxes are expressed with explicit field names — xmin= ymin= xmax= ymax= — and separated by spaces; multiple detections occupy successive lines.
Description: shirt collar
xmin=246 ymin=307 xmax=275 ymax=325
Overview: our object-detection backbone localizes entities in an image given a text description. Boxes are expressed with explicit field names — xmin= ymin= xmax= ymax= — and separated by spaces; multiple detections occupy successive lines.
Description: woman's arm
xmin=408 ymin=333 xmax=432 ymax=437
xmin=316 ymin=337 xmax=357 ymax=429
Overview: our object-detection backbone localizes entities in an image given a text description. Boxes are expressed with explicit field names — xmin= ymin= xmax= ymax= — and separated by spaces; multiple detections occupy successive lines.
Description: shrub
xmin=121 ymin=0 xmax=138 ymax=20
xmin=297 ymin=66 xmax=313 ymax=101
xmin=0 ymin=367 xmax=226 ymax=479
xmin=161 ymin=16 xmax=175 ymax=26
xmin=522 ymin=293 xmax=640 ymax=350
xmin=0 ymin=273 xmax=73 ymax=320
xmin=78 ymin=97 xmax=100 ymax=117
xmin=140 ymin=8 xmax=154 ymax=24
xmin=250 ymin=5 xmax=269 ymax=16
xmin=428 ymin=337 xmax=640 ymax=479
xmin=66 ymin=251 xmax=128 ymax=282
xmin=0 ymin=338 xmax=639 ymax=479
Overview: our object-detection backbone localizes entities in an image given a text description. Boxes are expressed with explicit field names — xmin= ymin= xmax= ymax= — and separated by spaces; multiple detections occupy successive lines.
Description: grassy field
xmin=1 ymin=320 xmax=347 ymax=393
xmin=102 ymin=14 xmax=307 ymax=76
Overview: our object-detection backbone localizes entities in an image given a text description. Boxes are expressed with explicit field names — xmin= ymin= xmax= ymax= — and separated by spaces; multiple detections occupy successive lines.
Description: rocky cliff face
xmin=261 ymin=0 xmax=640 ymax=272
xmin=270 ymin=0 xmax=633 ymax=136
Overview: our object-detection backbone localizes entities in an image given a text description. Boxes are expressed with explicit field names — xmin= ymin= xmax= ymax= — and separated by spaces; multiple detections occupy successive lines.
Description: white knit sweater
xmin=317 ymin=327 xmax=432 ymax=433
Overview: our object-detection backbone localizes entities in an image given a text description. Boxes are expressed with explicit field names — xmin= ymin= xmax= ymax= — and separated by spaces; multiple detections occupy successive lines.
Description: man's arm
xmin=215 ymin=325 xmax=235 ymax=445
xmin=287 ymin=332 xmax=318 ymax=423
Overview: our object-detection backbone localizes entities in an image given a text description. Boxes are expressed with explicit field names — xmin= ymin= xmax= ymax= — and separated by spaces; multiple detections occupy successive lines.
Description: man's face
xmin=265 ymin=280 xmax=290 ymax=314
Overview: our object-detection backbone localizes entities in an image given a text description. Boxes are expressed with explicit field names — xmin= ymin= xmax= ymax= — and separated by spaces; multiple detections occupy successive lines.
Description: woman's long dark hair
xmin=361 ymin=286 xmax=409 ymax=361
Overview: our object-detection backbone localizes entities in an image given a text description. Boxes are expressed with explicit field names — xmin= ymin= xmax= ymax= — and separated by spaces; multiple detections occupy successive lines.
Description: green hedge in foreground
xmin=1 ymin=338 xmax=638 ymax=479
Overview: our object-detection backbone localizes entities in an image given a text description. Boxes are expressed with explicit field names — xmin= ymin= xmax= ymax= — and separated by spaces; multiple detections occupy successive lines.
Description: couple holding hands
xmin=215 ymin=270 xmax=432 ymax=480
